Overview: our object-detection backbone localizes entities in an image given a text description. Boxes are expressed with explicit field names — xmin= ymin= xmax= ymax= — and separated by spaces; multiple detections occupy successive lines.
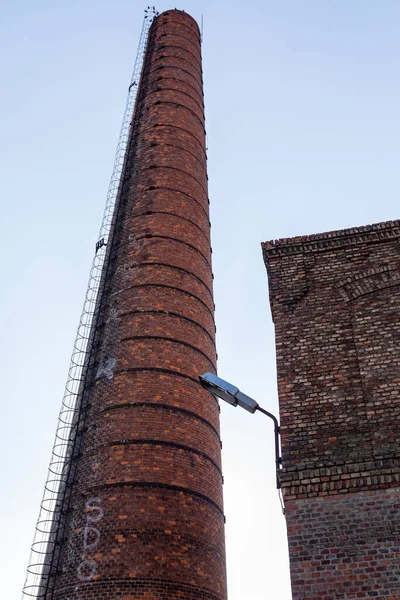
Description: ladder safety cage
xmin=22 ymin=7 xmax=158 ymax=599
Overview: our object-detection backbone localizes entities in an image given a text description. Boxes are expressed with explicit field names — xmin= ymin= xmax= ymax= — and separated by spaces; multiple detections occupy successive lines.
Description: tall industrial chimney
xmin=23 ymin=9 xmax=227 ymax=600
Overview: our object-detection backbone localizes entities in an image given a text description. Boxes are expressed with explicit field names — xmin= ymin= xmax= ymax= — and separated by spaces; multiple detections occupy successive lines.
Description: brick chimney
xmin=37 ymin=10 xmax=227 ymax=600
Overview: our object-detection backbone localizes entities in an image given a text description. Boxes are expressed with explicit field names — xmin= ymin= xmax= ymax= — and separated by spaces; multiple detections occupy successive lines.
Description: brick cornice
xmin=279 ymin=455 xmax=400 ymax=499
xmin=262 ymin=219 xmax=400 ymax=259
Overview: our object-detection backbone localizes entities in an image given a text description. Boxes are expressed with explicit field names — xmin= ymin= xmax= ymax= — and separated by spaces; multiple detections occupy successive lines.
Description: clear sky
xmin=2 ymin=1 xmax=400 ymax=598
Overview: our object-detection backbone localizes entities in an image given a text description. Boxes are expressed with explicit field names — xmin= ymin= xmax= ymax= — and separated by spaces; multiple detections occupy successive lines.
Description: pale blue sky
xmin=2 ymin=1 xmax=400 ymax=599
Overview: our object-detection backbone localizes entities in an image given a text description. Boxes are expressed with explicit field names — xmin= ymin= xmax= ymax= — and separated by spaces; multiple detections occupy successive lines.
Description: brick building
xmin=25 ymin=9 xmax=227 ymax=600
xmin=263 ymin=220 xmax=400 ymax=599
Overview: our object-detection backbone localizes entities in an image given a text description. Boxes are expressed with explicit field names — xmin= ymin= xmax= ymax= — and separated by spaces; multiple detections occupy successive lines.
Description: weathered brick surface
xmin=286 ymin=488 xmax=400 ymax=599
xmin=49 ymin=10 xmax=227 ymax=600
xmin=263 ymin=220 xmax=400 ymax=599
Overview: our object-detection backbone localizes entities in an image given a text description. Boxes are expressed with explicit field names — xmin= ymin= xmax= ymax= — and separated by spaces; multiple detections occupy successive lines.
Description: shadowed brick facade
xmin=263 ymin=220 xmax=400 ymax=599
xmin=49 ymin=10 xmax=227 ymax=600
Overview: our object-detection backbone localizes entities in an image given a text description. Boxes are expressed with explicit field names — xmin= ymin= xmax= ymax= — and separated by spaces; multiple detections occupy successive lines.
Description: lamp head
xmin=199 ymin=372 xmax=259 ymax=414
xmin=199 ymin=372 xmax=239 ymax=406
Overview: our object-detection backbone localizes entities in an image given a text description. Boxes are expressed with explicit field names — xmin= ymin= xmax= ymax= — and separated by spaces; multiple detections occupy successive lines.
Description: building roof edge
xmin=262 ymin=219 xmax=400 ymax=259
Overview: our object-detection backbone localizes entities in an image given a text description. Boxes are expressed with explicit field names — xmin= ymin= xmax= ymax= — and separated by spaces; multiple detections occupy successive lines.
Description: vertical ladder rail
xmin=22 ymin=7 xmax=158 ymax=598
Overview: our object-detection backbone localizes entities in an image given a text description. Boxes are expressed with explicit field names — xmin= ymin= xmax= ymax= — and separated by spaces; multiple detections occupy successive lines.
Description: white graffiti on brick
xmin=95 ymin=306 xmax=119 ymax=381
xmin=76 ymin=497 xmax=104 ymax=582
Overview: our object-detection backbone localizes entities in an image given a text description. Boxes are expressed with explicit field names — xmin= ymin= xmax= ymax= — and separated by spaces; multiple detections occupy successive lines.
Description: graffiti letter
xmin=77 ymin=559 xmax=96 ymax=581
xmin=83 ymin=526 xmax=101 ymax=550
xmin=85 ymin=497 xmax=104 ymax=523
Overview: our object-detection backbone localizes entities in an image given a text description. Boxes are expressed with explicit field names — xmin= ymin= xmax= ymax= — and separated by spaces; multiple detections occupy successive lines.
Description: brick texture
xmin=48 ymin=10 xmax=227 ymax=600
xmin=263 ymin=220 xmax=400 ymax=599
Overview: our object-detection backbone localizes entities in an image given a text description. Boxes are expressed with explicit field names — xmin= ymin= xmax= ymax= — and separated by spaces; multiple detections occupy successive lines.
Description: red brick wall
xmin=263 ymin=220 xmax=400 ymax=599
xmin=50 ymin=10 xmax=227 ymax=600
xmin=286 ymin=488 xmax=400 ymax=599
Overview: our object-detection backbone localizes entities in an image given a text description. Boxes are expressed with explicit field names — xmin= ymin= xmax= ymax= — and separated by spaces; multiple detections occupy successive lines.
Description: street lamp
xmin=199 ymin=372 xmax=282 ymax=488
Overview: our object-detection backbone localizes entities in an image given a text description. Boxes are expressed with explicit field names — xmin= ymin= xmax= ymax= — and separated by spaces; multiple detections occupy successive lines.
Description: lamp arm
xmin=256 ymin=406 xmax=282 ymax=489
